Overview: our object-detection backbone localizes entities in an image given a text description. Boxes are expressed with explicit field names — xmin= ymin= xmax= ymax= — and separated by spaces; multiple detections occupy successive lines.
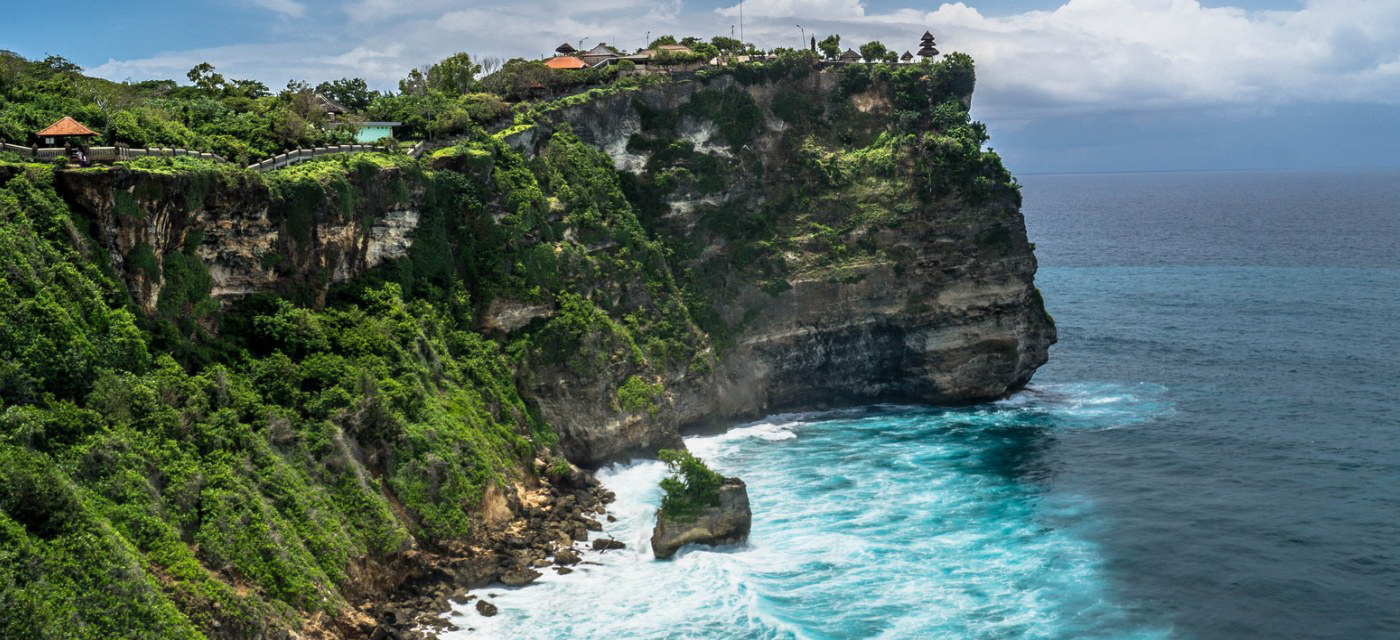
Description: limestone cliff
xmin=519 ymin=62 xmax=1055 ymax=459
xmin=30 ymin=59 xmax=1053 ymax=469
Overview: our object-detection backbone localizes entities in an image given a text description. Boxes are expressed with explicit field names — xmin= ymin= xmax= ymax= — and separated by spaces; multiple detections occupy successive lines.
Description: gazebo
xmin=917 ymin=31 xmax=940 ymax=59
xmin=840 ymin=49 xmax=862 ymax=63
xmin=555 ymin=42 xmax=577 ymax=55
xmin=35 ymin=116 xmax=97 ymax=147
xmin=900 ymin=51 xmax=914 ymax=63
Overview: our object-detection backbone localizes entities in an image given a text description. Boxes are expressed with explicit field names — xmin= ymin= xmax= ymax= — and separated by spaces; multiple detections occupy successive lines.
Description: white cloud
xmin=717 ymin=0 xmax=866 ymax=19
xmin=722 ymin=0 xmax=1400 ymax=116
xmin=86 ymin=0 xmax=1400 ymax=119
xmin=249 ymin=0 xmax=306 ymax=18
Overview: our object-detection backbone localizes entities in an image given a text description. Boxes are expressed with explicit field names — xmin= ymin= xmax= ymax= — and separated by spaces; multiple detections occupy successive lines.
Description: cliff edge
xmin=520 ymin=58 xmax=1055 ymax=461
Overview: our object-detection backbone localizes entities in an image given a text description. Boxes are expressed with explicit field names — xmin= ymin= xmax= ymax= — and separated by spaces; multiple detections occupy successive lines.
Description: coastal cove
xmin=445 ymin=170 xmax=1400 ymax=640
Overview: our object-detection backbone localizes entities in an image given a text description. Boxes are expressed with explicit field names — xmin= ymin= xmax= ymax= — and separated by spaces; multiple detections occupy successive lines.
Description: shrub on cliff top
xmin=657 ymin=449 xmax=724 ymax=519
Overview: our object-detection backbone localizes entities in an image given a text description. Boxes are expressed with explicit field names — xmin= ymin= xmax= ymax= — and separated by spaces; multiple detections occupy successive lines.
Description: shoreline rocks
xmin=353 ymin=463 xmax=618 ymax=639
xmin=650 ymin=477 xmax=752 ymax=560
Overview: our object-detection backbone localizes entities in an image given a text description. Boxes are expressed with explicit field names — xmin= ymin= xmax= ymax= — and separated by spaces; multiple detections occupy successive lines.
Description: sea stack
xmin=650 ymin=477 xmax=752 ymax=559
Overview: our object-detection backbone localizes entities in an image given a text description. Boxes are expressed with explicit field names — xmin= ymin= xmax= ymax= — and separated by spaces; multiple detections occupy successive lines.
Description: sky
xmin=3 ymin=0 xmax=1397 ymax=173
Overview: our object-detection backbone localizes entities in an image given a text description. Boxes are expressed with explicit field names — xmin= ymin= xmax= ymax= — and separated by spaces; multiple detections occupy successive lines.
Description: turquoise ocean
xmin=447 ymin=170 xmax=1400 ymax=639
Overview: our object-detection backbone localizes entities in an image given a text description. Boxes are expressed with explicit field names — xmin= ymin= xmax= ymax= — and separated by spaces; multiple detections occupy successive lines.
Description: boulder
xmin=554 ymin=548 xmax=581 ymax=565
xmin=650 ymin=477 xmax=751 ymax=560
xmin=475 ymin=600 xmax=498 ymax=617
xmin=499 ymin=568 xmax=541 ymax=587
xmin=591 ymin=538 xmax=626 ymax=551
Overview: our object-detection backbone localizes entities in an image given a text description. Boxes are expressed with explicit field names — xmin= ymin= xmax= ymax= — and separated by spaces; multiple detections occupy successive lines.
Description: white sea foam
xmin=444 ymin=383 xmax=1176 ymax=639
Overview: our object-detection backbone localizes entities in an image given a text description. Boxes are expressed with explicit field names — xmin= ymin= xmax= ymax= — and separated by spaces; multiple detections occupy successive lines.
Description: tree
xmin=647 ymin=35 xmax=678 ymax=49
xmin=656 ymin=449 xmax=724 ymax=518
xmin=398 ymin=68 xmax=428 ymax=96
xmin=859 ymin=41 xmax=888 ymax=63
xmin=82 ymin=79 xmax=130 ymax=144
xmin=882 ymin=51 xmax=900 ymax=64
xmin=818 ymin=34 xmax=842 ymax=60
xmin=272 ymin=80 xmax=332 ymax=147
xmin=315 ymin=77 xmax=375 ymax=111
xmin=186 ymin=62 xmax=226 ymax=93
xmin=0 ymin=51 xmax=27 ymax=90
xmin=479 ymin=58 xmax=551 ymax=102
xmin=686 ymin=40 xmax=720 ymax=61
xmin=41 ymin=54 xmax=81 ymax=74
xmin=479 ymin=56 xmax=503 ymax=77
xmin=426 ymin=52 xmax=481 ymax=96
xmin=711 ymin=36 xmax=745 ymax=54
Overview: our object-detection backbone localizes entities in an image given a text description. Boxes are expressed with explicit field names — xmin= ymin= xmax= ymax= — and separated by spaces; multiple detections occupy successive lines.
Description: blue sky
xmin=2 ymin=0 xmax=1394 ymax=173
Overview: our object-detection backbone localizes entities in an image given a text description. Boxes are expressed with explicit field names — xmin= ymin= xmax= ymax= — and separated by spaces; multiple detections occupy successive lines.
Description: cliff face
xmin=35 ymin=63 xmax=1054 ymax=468
xmin=523 ymin=65 xmax=1055 ymax=453
xmin=51 ymin=162 xmax=422 ymax=313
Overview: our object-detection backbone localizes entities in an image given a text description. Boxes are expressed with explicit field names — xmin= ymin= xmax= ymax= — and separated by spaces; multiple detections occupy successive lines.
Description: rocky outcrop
xmin=52 ymin=165 xmax=422 ymax=313
xmin=526 ymin=66 xmax=1056 ymax=459
xmin=650 ymin=478 xmax=752 ymax=559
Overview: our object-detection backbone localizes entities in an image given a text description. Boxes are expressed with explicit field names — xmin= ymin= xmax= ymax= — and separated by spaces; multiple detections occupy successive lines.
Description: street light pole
xmin=739 ymin=0 xmax=744 ymax=48
xmin=797 ymin=24 xmax=804 ymax=51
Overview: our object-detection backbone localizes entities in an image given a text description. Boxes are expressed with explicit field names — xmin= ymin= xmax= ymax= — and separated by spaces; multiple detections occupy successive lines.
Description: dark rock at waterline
xmin=651 ymin=477 xmax=751 ymax=560
xmin=499 ymin=567 xmax=541 ymax=586
xmin=554 ymin=548 xmax=581 ymax=565
xmin=475 ymin=600 xmax=498 ymax=617
xmin=592 ymin=538 xmax=627 ymax=551
xmin=555 ymin=566 xmax=574 ymax=575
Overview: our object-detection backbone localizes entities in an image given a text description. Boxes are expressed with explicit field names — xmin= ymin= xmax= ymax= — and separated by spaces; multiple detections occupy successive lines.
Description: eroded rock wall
xmin=524 ymin=67 xmax=1055 ymax=447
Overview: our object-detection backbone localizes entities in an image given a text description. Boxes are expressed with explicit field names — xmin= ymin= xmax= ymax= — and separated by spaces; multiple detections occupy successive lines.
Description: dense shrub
xmin=657 ymin=449 xmax=725 ymax=519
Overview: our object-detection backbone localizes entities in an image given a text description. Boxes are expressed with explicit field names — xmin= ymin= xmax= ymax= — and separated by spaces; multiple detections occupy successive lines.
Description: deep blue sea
xmin=448 ymin=170 xmax=1400 ymax=639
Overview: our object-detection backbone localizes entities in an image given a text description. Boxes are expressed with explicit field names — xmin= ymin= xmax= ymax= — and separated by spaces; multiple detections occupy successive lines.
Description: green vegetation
xmin=0 ymin=43 xmax=1018 ymax=638
xmin=657 ymin=449 xmax=725 ymax=519
xmin=0 ymin=53 xmax=356 ymax=163
xmin=617 ymin=375 xmax=664 ymax=415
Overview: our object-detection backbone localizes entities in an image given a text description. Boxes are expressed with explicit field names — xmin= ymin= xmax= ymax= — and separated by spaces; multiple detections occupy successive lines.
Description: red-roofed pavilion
xmin=36 ymin=117 xmax=98 ymax=146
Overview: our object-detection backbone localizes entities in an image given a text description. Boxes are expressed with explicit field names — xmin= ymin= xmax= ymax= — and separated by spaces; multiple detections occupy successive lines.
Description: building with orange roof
xmin=36 ymin=116 xmax=98 ymax=146
xmin=545 ymin=56 xmax=588 ymax=70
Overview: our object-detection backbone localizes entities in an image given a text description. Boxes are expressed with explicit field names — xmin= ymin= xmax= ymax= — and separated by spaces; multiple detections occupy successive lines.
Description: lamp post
xmin=739 ymin=0 xmax=744 ymax=46
xmin=797 ymin=24 xmax=804 ymax=51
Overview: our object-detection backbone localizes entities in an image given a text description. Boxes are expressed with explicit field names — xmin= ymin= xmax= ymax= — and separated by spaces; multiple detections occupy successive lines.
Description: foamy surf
xmin=444 ymin=383 xmax=1175 ymax=639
